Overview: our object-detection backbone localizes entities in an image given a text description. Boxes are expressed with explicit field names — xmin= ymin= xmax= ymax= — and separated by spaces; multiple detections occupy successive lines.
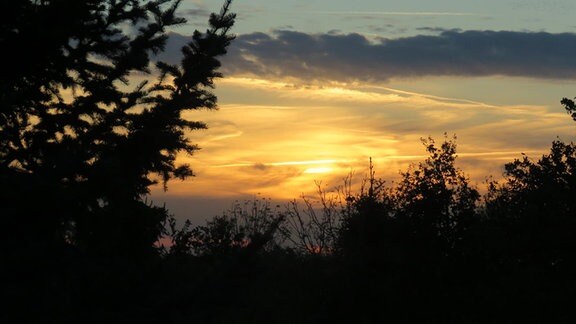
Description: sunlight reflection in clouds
xmin=147 ymin=76 xmax=574 ymax=221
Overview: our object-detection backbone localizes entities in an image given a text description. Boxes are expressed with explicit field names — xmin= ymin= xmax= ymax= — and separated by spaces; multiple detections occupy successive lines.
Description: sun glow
xmin=151 ymin=74 xmax=576 ymax=215
xmin=304 ymin=167 xmax=333 ymax=174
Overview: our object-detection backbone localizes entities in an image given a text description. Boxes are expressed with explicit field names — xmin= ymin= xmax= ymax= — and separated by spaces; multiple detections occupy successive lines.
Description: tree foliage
xmin=282 ymin=181 xmax=346 ymax=255
xmin=167 ymin=198 xmax=285 ymax=257
xmin=0 ymin=0 xmax=235 ymax=256
xmin=485 ymin=140 xmax=576 ymax=269
xmin=561 ymin=96 xmax=576 ymax=121
xmin=337 ymin=135 xmax=479 ymax=261
xmin=393 ymin=136 xmax=479 ymax=250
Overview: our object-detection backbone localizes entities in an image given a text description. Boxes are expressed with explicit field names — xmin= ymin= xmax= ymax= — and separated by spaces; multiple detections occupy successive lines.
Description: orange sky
xmin=149 ymin=75 xmax=575 ymax=223
xmin=144 ymin=0 xmax=576 ymax=223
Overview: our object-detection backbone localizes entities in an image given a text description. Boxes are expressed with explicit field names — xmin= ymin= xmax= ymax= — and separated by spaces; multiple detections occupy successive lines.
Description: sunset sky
xmin=151 ymin=0 xmax=576 ymax=222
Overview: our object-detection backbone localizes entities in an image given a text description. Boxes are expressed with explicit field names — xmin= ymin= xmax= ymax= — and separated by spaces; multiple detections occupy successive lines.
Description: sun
xmin=304 ymin=167 xmax=333 ymax=174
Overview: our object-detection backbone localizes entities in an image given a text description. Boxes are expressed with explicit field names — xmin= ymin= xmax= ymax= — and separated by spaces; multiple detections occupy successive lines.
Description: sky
xmin=150 ymin=0 xmax=576 ymax=223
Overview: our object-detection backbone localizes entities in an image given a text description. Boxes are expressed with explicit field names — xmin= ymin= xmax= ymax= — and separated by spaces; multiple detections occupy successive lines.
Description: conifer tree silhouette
xmin=0 ymin=0 xmax=235 ymax=257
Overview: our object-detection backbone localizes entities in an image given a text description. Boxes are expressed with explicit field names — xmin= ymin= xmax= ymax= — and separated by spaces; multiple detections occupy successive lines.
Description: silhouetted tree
xmin=561 ymin=96 xmax=576 ymax=121
xmin=167 ymin=198 xmax=285 ymax=257
xmin=393 ymin=136 xmax=480 ymax=255
xmin=0 ymin=0 xmax=235 ymax=257
xmin=283 ymin=180 xmax=347 ymax=255
xmin=480 ymin=140 xmax=576 ymax=322
xmin=485 ymin=140 xmax=576 ymax=269
xmin=1 ymin=2 xmax=235 ymax=321
xmin=337 ymin=136 xmax=479 ymax=261
xmin=336 ymin=159 xmax=394 ymax=258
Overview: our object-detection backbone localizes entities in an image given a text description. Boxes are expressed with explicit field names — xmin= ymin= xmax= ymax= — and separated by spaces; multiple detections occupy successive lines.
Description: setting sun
xmin=304 ymin=167 xmax=334 ymax=174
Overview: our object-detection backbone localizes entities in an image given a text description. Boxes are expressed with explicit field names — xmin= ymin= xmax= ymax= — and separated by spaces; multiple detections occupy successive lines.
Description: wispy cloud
xmin=218 ymin=77 xmax=500 ymax=109
xmin=156 ymin=76 xmax=574 ymax=203
xmin=311 ymin=11 xmax=476 ymax=17
xmin=216 ymin=159 xmax=341 ymax=168
xmin=364 ymin=86 xmax=497 ymax=108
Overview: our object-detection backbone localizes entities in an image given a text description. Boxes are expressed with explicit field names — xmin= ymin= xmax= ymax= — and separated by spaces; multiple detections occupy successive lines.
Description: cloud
xmin=147 ymin=27 xmax=576 ymax=219
xmin=310 ymin=11 xmax=475 ymax=17
xmin=218 ymin=30 xmax=576 ymax=82
xmin=161 ymin=30 xmax=576 ymax=82
xmin=252 ymin=163 xmax=268 ymax=171
xmin=162 ymin=77 xmax=574 ymax=199
xmin=148 ymin=77 xmax=575 ymax=220
xmin=183 ymin=8 xmax=211 ymax=20
xmin=415 ymin=27 xmax=463 ymax=33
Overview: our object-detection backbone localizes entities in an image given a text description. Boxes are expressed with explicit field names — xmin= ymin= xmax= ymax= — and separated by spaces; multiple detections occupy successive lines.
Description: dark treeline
xmin=158 ymin=136 xmax=576 ymax=323
xmin=5 ymin=136 xmax=576 ymax=323
xmin=2 ymin=0 xmax=576 ymax=323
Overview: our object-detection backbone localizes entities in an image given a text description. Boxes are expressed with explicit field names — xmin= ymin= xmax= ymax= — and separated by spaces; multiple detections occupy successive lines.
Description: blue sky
xmin=179 ymin=0 xmax=576 ymax=35
xmin=152 ymin=0 xmax=576 ymax=222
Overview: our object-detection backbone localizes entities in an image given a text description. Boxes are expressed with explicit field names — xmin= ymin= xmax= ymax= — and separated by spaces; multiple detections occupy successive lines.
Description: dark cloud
xmin=156 ymin=32 xmax=187 ymax=64
xmin=415 ymin=27 xmax=463 ymax=33
xmin=160 ymin=30 xmax=576 ymax=82
xmin=252 ymin=163 xmax=268 ymax=171
xmin=368 ymin=24 xmax=405 ymax=34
